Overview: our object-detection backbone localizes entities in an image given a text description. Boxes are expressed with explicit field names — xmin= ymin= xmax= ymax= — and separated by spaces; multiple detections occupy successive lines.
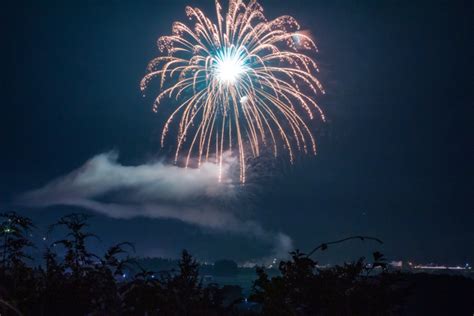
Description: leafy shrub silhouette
xmin=250 ymin=238 xmax=405 ymax=316
xmin=0 ymin=212 xmax=228 ymax=315
xmin=0 ymin=212 xmax=36 ymax=315
xmin=37 ymin=213 xmax=134 ymax=315
xmin=0 ymin=213 xmax=413 ymax=315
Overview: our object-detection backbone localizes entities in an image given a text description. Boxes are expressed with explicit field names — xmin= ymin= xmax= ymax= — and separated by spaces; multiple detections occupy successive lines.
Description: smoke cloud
xmin=18 ymin=152 xmax=292 ymax=259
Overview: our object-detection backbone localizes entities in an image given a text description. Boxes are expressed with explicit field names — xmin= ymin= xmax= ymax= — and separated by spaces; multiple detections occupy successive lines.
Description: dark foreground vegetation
xmin=0 ymin=212 xmax=473 ymax=315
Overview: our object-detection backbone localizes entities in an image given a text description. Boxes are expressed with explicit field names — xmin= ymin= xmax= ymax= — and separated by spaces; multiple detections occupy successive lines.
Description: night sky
xmin=1 ymin=0 xmax=472 ymax=264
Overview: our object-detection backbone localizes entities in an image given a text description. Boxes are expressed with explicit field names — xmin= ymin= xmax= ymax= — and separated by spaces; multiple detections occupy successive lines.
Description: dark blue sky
xmin=1 ymin=0 xmax=472 ymax=263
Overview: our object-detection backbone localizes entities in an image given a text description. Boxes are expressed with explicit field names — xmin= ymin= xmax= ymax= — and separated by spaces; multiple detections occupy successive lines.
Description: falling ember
xmin=141 ymin=0 xmax=325 ymax=183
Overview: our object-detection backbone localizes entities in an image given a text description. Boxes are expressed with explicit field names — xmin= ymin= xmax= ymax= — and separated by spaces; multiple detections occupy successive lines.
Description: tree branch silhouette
xmin=306 ymin=235 xmax=383 ymax=257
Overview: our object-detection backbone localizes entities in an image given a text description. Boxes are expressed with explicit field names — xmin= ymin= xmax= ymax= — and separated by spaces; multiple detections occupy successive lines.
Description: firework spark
xmin=141 ymin=0 xmax=325 ymax=182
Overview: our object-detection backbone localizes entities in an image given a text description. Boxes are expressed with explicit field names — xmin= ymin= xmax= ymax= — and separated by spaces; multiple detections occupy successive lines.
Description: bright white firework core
xmin=213 ymin=47 xmax=247 ymax=85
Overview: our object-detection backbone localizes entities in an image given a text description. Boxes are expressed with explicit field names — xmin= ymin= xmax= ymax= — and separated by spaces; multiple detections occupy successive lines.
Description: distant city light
xmin=413 ymin=264 xmax=470 ymax=270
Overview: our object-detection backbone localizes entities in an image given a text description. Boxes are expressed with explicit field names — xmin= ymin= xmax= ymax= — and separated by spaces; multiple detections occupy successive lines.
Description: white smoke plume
xmin=17 ymin=152 xmax=292 ymax=259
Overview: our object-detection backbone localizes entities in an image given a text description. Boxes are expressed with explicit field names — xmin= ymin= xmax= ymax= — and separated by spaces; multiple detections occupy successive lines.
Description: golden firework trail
xmin=141 ymin=0 xmax=325 ymax=183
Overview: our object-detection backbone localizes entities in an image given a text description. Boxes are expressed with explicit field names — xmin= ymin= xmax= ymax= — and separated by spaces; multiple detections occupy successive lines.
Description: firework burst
xmin=141 ymin=0 xmax=325 ymax=183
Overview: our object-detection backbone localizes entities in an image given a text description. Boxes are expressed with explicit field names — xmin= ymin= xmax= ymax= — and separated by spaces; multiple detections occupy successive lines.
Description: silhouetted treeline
xmin=0 ymin=212 xmax=232 ymax=315
xmin=250 ymin=250 xmax=405 ymax=315
xmin=1 ymin=212 xmax=472 ymax=315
